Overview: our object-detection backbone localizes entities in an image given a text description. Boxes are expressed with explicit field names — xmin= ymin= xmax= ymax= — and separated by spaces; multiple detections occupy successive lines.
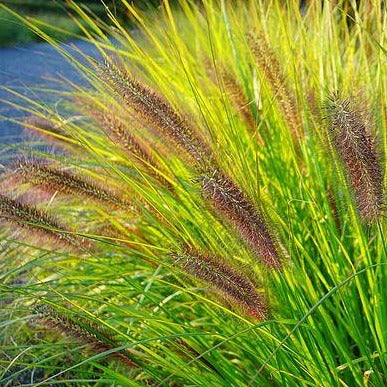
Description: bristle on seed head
xmin=323 ymin=92 xmax=384 ymax=224
xmin=13 ymin=158 xmax=132 ymax=210
xmin=0 ymin=193 xmax=85 ymax=248
xmin=173 ymin=249 xmax=268 ymax=320
xmin=98 ymin=61 xmax=213 ymax=166
xmin=35 ymin=304 xmax=136 ymax=367
xmin=248 ymin=33 xmax=303 ymax=142
xmin=198 ymin=169 xmax=283 ymax=269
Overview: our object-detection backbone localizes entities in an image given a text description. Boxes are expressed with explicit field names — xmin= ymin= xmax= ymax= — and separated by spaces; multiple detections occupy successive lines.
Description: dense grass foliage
xmin=0 ymin=0 xmax=385 ymax=385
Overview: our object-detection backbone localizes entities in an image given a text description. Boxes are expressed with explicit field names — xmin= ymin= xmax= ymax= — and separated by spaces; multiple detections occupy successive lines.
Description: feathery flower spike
xmin=173 ymin=250 xmax=268 ymax=320
xmin=24 ymin=116 xmax=63 ymax=136
xmin=75 ymin=95 xmax=154 ymax=164
xmin=199 ymin=169 xmax=282 ymax=269
xmin=0 ymin=194 xmax=84 ymax=248
xmin=94 ymin=110 xmax=153 ymax=163
xmin=14 ymin=158 xmax=132 ymax=210
xmin=205 ymin=60 xmax=263 ymax=144
xmin=248 ymin=33 xmax=303 ymax=142
xmin=35 ymin=304 xmax=137 ymax=367
xmin=323 ymin=93 xmax=384 ymax=224
xmin=99 ymin=61 xmax=213 ymax=166
xmin=24 ymin=116 xmax=77 ymax=153
xmin=86 ymin=106 xmax=172 ymax=188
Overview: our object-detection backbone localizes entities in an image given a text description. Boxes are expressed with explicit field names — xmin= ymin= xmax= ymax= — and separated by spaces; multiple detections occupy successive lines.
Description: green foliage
xmin=0 ymin=8 xmax=34 ymax=46
xmin=0 ymin=0 xmax=386 ymax=386
xmin=0 ymin=5 xmax=83 ymax=46
xmin=0 ymin=0 xmax=182 ymax=46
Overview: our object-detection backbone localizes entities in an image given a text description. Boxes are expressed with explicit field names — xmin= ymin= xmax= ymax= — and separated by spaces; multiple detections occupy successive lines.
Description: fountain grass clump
xmin=0 ymin=1 xmax=385 ymax=385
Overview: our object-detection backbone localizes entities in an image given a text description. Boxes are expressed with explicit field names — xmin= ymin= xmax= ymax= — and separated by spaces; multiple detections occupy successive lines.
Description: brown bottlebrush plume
xmin=248 ymin=33 xmax=303 ymax=142
xmin=198 ymin=169 xmax=282 ymax=269
xmin=93 ymin=110 xmax=154 ymax=163
xmin=205 ymin=60 xmax=263 ymax=145
xmin=75 ymin=95 xmax=154 ymax=164
xmin=173 ymin=249 xmax=268 ymax=320
xmin=35 ymin=304 xmax=137 ymax=367
xmin=0 ymin=194 xmax=85 ymax=248
xmin=85 ymin=104 xmax=173 ymax=189
xmin=13 ymin=158 xmax=133 ymax=210
xmin=323 ymin=93 xmax=384 ymax=224
xmin=222 ymin=71 xmax=263 ymax=144
xmin=24 ymin=116 xmax=76 ymax=152
xmin=24 ymin=116 xmax=63 ymax=136
xmin=98 ymin=61 xmax=213 ymax=166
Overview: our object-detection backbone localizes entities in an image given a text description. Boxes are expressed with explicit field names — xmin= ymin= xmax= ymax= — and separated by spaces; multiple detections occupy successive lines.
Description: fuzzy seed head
xmin=205 ymin=60 xmax=262 ymax=143
xmin=24 ymin=116 xmax=62 ymax=135
xmin=14 ymin=158 xmax=132 ymax=210
xmin=199 ymin=169 xmax=282 ymax=269
xmin=248 ymin=33 xmax=303 ymax=142
xmin=23 ymin=116 xmax=74 ymax=152
xmin=173 ymin=250 xmax=268 ymax=320
xmin=86 ymin=107 xmax=173 ymax=188
xmin=99 ymin=61 xmax=213 ymax=165
xmin=35 ymin=304 xmax=136 ymax=367
xmin=0 ymin=193 xmax=85 ymax=248
xmin=324 ymin=93 xmax=384 ymax=224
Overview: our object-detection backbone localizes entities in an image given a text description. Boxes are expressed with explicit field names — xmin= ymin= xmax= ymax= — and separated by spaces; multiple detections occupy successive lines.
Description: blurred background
xmin=0 ymin=0 xmax=172 ymax=47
